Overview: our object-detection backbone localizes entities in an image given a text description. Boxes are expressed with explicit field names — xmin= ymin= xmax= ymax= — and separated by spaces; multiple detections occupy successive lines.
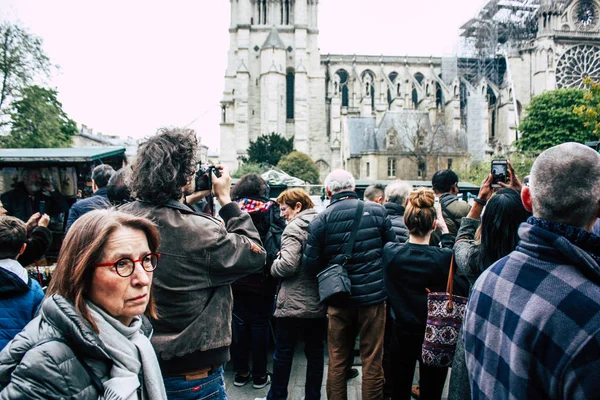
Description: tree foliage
xmin=573 ymin=76 xmax=600 ymax=136
xmin=246 ymin=132 xmax=294 ymax=166
xmin=517 ymin=88 xmax=596 ymax=152
xmin=0 ymin=22 xmax=52 ymax=116
xmin=1 ymin=85 xmax=77 ymax=148
xmin=231 ymin=162 xmax=263 ymax=178
xmin=276 ymin=151 xmax=320 ymax=184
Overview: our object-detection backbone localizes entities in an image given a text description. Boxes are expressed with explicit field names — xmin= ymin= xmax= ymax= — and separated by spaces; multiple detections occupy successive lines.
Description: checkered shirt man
xmin=464 ymin=218 xmax=600 ymax=399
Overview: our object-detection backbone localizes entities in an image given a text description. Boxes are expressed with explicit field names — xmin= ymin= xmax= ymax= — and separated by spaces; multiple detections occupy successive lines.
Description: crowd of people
xmin=0 ymin=131 xmax=598 ymax=400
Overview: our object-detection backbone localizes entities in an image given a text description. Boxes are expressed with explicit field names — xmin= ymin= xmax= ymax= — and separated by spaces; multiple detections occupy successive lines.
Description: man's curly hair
xmin=130 ymin=128 xmax=198 ymax=204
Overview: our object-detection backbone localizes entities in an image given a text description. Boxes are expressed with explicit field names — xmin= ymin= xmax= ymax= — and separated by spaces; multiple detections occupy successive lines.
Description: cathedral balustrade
xmin=554 ymin=29 xmax=600 ymax=39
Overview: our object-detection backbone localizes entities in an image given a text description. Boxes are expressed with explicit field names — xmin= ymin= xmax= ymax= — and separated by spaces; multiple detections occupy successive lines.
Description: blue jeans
xmin=163 ymin=367 xmax=227 ymax=400
xmin=267 ymin=317 xmax=327 ymax=400
xmin=231 ymin=290 xmax=273 ymax=376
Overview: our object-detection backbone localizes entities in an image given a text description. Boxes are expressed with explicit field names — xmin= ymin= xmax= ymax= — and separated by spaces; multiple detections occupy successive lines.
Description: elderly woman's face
xmin=88 ymin=226 xmax=153 ymax=326
xmin=279 ymin=201 xmax=302 ymax=222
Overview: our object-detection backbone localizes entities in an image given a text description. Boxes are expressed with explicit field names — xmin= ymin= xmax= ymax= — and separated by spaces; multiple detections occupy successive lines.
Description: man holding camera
xmin=121 ymin=128 xmax=266 ymax=400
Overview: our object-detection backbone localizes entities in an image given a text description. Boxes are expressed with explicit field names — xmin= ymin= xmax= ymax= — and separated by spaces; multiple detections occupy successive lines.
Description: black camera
xmin=195 ymin=165 xmax=221 ymax=192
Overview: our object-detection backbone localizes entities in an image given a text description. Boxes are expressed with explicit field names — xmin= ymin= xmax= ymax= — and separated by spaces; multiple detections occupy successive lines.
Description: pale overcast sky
xmin=0 ymin=0 xmax=486 ymax=152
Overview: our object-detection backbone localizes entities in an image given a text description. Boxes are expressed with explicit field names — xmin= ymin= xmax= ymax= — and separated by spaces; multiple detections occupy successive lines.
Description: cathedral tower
xmin=220 ymin=0 xmax=326 ymax=171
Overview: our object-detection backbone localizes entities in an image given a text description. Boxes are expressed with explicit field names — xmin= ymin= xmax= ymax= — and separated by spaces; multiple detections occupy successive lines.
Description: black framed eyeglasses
xmin=95 ymin=253 xmax=160 ymax=277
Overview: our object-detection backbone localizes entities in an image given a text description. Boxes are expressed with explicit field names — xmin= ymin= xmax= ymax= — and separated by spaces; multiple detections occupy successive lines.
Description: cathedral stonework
xmin=220 ymin=0 xmax=600 ymax=181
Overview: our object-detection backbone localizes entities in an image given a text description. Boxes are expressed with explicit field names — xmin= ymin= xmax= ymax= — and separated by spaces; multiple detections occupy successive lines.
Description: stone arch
xmin=315 ymin=159 xmax=330 ymax=177
xmin=335 ymin=69 xmax=350 ymax=107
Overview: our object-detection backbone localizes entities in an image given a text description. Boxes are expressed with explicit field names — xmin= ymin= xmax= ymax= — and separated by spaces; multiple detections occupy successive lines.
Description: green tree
xmin=0 ymin=22 xmax=52 ymax=116
xmin=517 ymin=88 xmax=596 ymax=152
xmin=276 ymin=151 xmax=320 ymax=184
xmin=231 ymin=162 xmax=262 ymax=178
xmin=246 ymin=132 xmax=294 ymax=166
xmin=1 ymin=85 xmax=77 ymax=148
xmin=574 ymin=76 xmax=600 ymax=136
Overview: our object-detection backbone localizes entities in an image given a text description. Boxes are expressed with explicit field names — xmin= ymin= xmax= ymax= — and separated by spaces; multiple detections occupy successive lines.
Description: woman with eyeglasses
xmin=0 ymin=209 xmax=167 ymax=399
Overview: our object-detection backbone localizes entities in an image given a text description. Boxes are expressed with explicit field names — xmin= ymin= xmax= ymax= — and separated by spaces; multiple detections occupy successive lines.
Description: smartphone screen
xmin=39 ymin=200 xmax=46 ymax=215
xmin=491 ymin=160 xmax=508 ymax=187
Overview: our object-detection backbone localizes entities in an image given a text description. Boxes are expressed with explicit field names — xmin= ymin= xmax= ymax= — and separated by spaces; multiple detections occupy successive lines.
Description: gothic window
xmin=366 ymin=162 xmax=371 ymax=178
xmin=286 ymin=69 xmax=295 ymax=119
xmin=335 ymin=70 xmax=349 ymax=107
xmin=556 ymin=45 xmax=600 ymax=88
xmin=258 ymin=0 xmax=268 ymax=24
xmin=447 ymin=158 xmax=453 ymax=170
xmin=387 ymin=158 xmax=397 ymax=177
xmin=412 ymin=87 xmax=419 ymax=109
xmin=280 ymin=0 xmax=291 ymax=25
xmin=435 ymin=82 xmax=444 ymax=109
xmin=414 ymin=73 xmax=424 ymax=85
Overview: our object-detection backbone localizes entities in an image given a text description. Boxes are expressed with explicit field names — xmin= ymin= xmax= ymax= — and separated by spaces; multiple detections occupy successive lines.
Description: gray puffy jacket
xmin=0 ymin=294 xmax=152 ymax=399
xmin=272 ymin=209 xmax=326 ymax=318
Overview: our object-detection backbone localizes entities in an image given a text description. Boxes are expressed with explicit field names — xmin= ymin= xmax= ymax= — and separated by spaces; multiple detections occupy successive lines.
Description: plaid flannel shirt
xmin=464 ymin=222 xmax=600 ymax=399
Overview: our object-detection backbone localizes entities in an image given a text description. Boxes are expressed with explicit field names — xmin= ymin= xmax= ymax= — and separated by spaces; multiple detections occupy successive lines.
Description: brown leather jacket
xmin=120 ymin=200 xmax=266 ymax=373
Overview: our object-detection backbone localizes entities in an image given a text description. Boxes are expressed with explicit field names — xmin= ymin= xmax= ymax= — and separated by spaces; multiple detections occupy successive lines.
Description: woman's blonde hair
xmin=404 ymin=187 xmax=437 ymax=237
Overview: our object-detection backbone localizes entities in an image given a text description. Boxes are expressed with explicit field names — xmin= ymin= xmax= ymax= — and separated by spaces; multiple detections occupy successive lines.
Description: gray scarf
xmin=87 ymin=302 xmax=167 ymax=400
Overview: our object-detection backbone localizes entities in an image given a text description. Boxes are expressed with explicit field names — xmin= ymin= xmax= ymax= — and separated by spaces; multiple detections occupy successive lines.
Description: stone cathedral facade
xmin=220 ymin=0 xmax=600 ymax=181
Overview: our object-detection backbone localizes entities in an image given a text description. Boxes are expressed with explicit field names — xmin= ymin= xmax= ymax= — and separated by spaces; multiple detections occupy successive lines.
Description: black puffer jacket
xmin=384 ymin=202 xmax=409 ymax=243
xmin=303 ymin=191 xmax=396 ymax=307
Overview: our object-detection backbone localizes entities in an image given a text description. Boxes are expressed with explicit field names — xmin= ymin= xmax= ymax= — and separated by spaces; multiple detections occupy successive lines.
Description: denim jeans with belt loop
xmin=163 ymin=366 xmax=227 ymax=400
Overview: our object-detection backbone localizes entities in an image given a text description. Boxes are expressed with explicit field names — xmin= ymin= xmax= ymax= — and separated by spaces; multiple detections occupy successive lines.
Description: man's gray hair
xmin=385 ymin=180 xmax=413 ymax=205
xmin=530 ymin=142 xmax=600 ymax=228
xmin=324 ymin=169 xmax=355 ymax=194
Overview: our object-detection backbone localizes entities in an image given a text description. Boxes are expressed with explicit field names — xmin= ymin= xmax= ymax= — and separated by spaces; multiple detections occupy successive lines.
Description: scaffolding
xmin=458 ymin=0 xmax=543 ymax=86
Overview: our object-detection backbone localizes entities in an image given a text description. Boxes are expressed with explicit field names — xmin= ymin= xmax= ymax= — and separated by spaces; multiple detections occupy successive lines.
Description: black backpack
xmin=263 ymin=205 xmax=284 ymax=270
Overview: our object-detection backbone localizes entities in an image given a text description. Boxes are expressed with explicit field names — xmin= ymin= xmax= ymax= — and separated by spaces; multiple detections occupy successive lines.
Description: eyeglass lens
xmin=115 ymin=253 xmax=158 ymax=276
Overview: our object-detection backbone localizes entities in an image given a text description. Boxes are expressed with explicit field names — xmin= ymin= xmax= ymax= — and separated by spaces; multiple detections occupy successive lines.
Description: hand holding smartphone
xmin=491 ymin=160 xmax=508 ymax=188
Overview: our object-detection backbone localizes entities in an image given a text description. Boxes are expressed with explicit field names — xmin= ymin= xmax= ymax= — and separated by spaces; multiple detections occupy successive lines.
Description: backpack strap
xmin=439 ymin=196 xmax=461 ymax=229
xmin=33 ymin=337 xmax=105 ymax=395
xmin=341 ymin=201 xmax=364 ymax=265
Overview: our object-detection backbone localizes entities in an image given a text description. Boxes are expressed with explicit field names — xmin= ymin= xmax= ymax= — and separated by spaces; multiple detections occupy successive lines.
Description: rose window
xmin=555 ymin=45 xmax=600 ymax=88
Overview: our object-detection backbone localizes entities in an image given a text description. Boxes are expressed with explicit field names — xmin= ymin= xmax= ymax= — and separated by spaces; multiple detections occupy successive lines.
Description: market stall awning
xmin=0 ymin=147 xmax=126 ymax=163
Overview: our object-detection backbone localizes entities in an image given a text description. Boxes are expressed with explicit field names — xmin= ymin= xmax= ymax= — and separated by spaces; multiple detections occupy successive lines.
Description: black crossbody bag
xmin=316 ymin=201 xmax=364 ymax=304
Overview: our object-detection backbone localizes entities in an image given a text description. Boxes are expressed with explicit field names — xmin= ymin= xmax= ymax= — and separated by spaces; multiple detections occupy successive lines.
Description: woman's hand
xmin=434 ymin=202 xmax=450 ymax=234
xmin=478 ymin=174 xmax=494 ymax=203
xmin=498 ymin=160 xmax=522 ymax=193
xmin=26 ymin=212 xmax=41 ymax=231
xmin=38 ymin=214 xmax=50 ymax=228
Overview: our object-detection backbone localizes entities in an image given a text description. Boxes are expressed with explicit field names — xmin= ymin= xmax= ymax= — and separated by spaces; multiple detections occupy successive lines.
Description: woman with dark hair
xmin=448 ymin=165 xmax=530 ymax=400
xmin=259 ymin=188 xmax=326 ymax=400
xmin=383 ymin=188 xmax=455 ymax=400
xmin=0 ymin=209 xmax=166 ymax=399
xmin=230 ymin=174 xmax=286 ymax=389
